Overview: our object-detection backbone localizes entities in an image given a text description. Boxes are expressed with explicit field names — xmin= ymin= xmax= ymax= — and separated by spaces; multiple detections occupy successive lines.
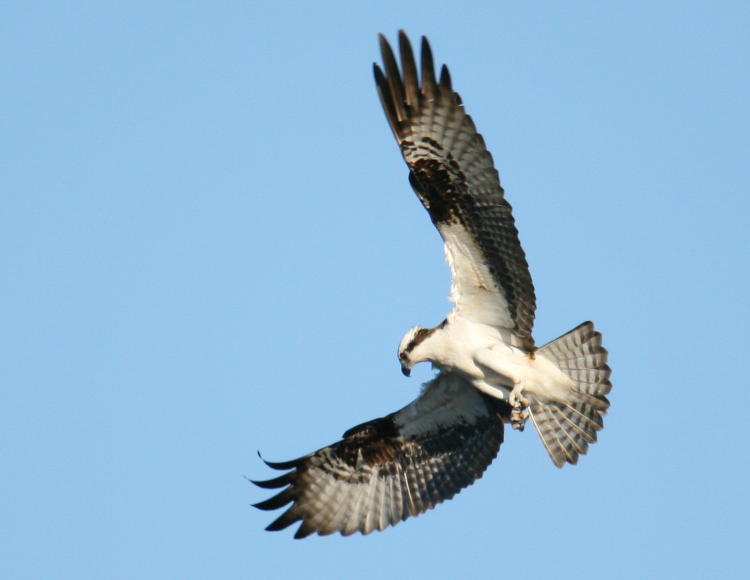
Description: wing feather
xmin=252 ymin=372 xmax=509 ymax=538
xmin=375 ymin=31 xmax=535 ymax=346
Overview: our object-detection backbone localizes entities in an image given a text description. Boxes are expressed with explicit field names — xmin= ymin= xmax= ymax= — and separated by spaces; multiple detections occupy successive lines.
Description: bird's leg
xmin=473 ymin=347 xmax=529 ymax=429
xmin=509 ymin=385 xmax=529 ymax=431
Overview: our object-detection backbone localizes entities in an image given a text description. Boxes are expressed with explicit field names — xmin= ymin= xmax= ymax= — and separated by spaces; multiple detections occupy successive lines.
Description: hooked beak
xmin=401 ymin=364 xmax=411 ymax=377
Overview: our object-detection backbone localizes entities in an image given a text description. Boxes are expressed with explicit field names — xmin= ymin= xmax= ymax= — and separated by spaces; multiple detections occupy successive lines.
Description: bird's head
xmin=397 ymin=325 xmax=435 ymax=377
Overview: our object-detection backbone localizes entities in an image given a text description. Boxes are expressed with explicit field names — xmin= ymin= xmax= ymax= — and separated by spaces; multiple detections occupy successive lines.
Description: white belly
xmin=475 ymin=344 xmax=575 ymax=403
xmin=430 ymin=318 xmax=574 ymax=404
xmin=413 ymin=316 xmax=575 ymax=405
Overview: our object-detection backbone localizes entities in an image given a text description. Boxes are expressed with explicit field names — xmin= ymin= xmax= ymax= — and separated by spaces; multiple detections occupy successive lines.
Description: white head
xmin=397 ymin=325 xmax=435 ymax=377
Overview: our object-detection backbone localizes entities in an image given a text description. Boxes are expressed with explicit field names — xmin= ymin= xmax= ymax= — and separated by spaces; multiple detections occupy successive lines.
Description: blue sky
xmin=2 ymin=1 xmax=748 ymax=578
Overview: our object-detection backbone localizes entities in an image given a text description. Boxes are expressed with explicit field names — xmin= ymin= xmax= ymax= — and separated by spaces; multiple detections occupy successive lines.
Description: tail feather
xmin=529 ymin=321 xmax=612 ymax=467
xmin=530 ymin=404 xmax=584 ymax=465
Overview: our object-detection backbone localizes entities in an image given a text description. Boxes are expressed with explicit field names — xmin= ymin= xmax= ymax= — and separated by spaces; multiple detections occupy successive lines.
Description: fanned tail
xmin=529 ymin=321 xmax=612 ymax=467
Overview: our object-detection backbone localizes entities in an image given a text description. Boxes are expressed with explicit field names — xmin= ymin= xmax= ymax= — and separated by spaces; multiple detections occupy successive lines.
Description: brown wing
xmin=252 ymin=372 xmax=510 ymax=538
xmin=374 ymin=31 xmax=535 ymax=346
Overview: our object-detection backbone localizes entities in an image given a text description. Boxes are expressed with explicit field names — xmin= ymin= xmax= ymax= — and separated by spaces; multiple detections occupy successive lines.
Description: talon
xmin=509 ymin=387 xmax=529 ymax=431
xmin=510 ymin=407 xmax=528 ymax=431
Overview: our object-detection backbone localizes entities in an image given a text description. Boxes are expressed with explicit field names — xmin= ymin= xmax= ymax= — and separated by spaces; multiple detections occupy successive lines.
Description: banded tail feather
xmin=528 ymin=322 xmax=612 ymax=467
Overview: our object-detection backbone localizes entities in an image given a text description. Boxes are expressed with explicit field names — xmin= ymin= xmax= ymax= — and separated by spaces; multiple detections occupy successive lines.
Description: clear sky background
xmin=2 ymin=2 xmax=748 ymax=579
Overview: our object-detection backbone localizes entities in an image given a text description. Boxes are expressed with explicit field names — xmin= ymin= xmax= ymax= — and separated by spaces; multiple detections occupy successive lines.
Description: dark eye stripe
xmin=406 ymin=327 xmax=434 ymax=352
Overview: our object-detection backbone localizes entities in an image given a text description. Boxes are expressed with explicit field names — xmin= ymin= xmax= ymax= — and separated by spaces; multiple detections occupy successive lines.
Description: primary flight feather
xmin=252 ymin=31 xmax=612 ymax=539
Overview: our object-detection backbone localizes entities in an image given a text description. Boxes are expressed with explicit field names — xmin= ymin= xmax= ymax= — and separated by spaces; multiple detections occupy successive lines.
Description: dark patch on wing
xmin=408 ymin=159 xmax=462 ymax=225
xmin=339 ymin=415 xmax=401 ymax=467
xmin=374 ymin=31 xmax=536 ymax=343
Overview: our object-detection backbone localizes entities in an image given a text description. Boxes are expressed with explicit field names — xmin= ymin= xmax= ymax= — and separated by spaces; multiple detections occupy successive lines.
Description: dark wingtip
xmin=253 ymin=489 xmax=295 ymax=511
xmin=398 ymin=31 xmax=414 ymax=61
xmin=439 ymin=64 xmax=452 ymax=90
xmin=419 ymin=36 xmax=436 ymax=96
xmin=265 ymin=508 xmax=301 ymax=532
xmin=420 ymin=35 xmax=433 ymax=60
xmin=376 ymin=33 xmax=387 ymax=55
xmin=257 ymin=450 xmax=303 ymax=471
xmin=250 ymin=472 xmax=294 ymax=489
xmin=293 ymin=522 xmax=317 ymax=539
xmin=378 ymin=32 xmax=394 ymax=59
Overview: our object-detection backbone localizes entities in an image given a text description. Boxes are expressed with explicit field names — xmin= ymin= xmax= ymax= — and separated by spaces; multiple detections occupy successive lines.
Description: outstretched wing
xmin=374 ymin=31 xmax=536 ymax=347
xmin=252 ymin=372 xmax=510 ymax=538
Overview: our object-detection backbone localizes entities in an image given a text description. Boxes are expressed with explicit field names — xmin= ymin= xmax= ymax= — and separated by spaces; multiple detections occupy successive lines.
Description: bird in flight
xmin=252 ymin=31 xmax=611 ymax=539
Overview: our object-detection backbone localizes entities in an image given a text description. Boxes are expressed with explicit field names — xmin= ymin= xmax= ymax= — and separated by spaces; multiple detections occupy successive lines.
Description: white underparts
xmin=404 ymin=315 xmax=576 ymax=409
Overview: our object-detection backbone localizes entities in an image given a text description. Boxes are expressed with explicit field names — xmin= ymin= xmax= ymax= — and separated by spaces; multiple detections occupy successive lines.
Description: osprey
xmin=253 ymin=31 xmax=612 ymax=539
